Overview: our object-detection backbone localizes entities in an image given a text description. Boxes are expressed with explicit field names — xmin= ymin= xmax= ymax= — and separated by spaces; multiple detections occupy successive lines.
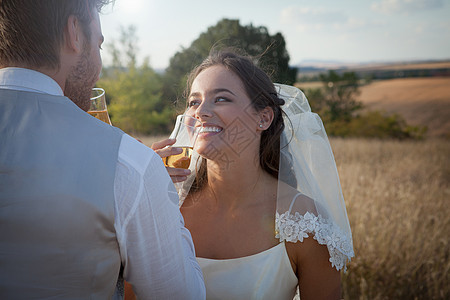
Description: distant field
xmin=296 ymin=81 xmax=323 ymax=90
xmin=357 ymin=77 xmax=450 ymax=138
xmin=351 ymin=61 xmax=450 ymax=71
xmin=297 ymin=77 xmax=450 ymax=138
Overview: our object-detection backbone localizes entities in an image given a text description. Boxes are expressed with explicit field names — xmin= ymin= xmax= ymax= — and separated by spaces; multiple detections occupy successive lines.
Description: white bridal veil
xmin=175 ymin=83 xmax=354 ymax=271
xmin=274 ymin=83 xmax=353 ymax=271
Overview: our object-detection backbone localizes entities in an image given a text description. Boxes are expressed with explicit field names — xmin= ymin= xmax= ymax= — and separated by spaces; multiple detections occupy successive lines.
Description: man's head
xmin=0 ymin=0 xmax=112 ymax=111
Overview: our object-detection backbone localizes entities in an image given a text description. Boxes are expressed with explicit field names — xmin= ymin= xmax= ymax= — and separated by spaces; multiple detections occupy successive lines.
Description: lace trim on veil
xmin=275 ymin=211 xmax=353 ymax=271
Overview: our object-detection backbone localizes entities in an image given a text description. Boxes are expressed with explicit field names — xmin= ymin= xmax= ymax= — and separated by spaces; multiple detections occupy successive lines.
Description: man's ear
xmin=64 ymin=15 xmax=83 ymax=54
xmin=257 ymin=106 xmax=274 ymax=131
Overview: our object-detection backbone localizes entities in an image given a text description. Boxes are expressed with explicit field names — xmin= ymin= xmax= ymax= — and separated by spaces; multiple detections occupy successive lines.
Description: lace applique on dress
xmin=275 ymin=210 xmax=354 ymax=271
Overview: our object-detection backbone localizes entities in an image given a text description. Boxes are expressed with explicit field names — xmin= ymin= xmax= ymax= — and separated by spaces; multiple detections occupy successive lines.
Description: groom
xmin=0 ymin=1 xmax=204 ymax=299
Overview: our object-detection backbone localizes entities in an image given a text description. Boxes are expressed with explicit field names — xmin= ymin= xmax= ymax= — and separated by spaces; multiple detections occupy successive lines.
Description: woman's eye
xmin=215 ymin=97 xmax=229 ymax=103
xmin=188 ymin=100 xmax=200 ymax=107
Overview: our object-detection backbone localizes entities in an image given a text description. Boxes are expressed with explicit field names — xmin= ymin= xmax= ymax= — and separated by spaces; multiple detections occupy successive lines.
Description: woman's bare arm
xmin=288 ymin=237 xmax=341 ymax=300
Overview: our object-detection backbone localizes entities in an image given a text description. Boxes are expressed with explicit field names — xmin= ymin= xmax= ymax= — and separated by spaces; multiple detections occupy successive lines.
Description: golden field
xmin=332 ymin=138 xmax=449 ymax=299
xmin=356 ymin=77 xmax=450 ymax=138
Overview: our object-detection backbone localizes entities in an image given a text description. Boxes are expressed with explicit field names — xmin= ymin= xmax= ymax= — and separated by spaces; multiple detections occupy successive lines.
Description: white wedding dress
xmin=194 ymin=191 xmax=352 ymax=300
xmin=197 ymin=241 xmax=298 ymax=300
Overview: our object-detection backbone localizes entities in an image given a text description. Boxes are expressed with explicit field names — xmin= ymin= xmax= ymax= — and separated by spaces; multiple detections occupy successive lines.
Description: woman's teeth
xmin=200 ymin=126 xmax=222 ymax=133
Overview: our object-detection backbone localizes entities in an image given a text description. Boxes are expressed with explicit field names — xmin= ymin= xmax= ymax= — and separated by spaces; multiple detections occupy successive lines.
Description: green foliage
xmin=99 ymin=61 xmax=174 ymax=135
xmin=163 ymin=18 xmax=298 ymax=104
xmin=99 ymin=26 xmax=175 ymax=135
xmin=303 ymin=87 xmax=326 ymax=115
xmin=318 ymin=70 xmax=362 ymax=122
xmin=324 ymin=111 xmax=427 ymax=139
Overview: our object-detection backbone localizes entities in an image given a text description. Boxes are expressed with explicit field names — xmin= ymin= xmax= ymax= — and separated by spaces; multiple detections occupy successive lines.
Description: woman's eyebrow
xmin=188 ymin=92 xmax=200 ymax=98
xmin=212 ymin=88 xmax=236 ymax=96
xmin=189 ymin=88 xmax=236 ymax=98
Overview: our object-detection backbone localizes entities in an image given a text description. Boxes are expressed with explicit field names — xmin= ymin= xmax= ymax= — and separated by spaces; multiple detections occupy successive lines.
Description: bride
xmin=153 ymin=49 xmax=354 ymax=299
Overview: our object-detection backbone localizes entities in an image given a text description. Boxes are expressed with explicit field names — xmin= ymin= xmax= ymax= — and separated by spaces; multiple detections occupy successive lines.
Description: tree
xmin=99 ymin=59 xmax=173 ymax=134
xmin=162 ymin=18 xmax=298 ymax=105
xmin=98 ymin=25 xmax=174 ymax=135
xmin=318 ymin=70 xmax=362 ymax=122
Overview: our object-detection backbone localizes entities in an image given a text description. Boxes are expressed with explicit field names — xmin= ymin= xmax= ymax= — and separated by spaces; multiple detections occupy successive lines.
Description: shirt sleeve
xmin=113 ymin=134 xmax=205 ymax=300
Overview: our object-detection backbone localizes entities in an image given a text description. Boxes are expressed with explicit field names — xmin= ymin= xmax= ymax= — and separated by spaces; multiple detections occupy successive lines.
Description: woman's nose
xmin=195 ymin=101 xmax=213 ymax=119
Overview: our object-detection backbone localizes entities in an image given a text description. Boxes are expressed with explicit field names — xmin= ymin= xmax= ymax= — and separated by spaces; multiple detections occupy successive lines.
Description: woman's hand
xmin=151 ymin=138 xmax=191 ymax=183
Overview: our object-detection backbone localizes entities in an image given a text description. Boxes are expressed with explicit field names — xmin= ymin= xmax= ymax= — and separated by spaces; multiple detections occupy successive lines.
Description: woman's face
xmin=186 ymin=65 xmax=261 ymax=162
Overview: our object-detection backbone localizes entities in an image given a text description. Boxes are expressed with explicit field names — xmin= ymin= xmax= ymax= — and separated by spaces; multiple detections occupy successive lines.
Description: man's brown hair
xmin=0 ymin=0 xmax=112 ymax=69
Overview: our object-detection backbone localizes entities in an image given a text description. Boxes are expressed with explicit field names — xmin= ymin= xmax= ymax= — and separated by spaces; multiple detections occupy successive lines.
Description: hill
xmin=356 ymin=77 xmax=450 ymax=138
xmin=297 ymin=76 xmax=450 ymax=138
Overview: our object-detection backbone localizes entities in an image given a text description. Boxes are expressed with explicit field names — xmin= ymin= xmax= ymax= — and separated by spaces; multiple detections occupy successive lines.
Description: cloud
xmin=371 ymin=0 xmax=444 ymax=14
xmin=280 ymin=6 xmax=348 ymax=31
xmin=280 ymin=6 xmax=384 ymax=33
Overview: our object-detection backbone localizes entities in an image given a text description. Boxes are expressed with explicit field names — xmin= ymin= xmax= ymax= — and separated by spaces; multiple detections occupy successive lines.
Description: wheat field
xmin=331 ymin=138 xmax=450 ymax=299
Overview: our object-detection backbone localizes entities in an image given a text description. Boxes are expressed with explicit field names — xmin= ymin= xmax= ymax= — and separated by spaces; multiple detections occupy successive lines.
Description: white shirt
xmin=0 ymin=67 xmax=205 ymax=300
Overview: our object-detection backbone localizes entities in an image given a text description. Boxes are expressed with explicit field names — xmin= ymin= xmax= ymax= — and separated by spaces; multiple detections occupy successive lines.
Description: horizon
xmin=102 ymin=58 xmax=450 ymax=74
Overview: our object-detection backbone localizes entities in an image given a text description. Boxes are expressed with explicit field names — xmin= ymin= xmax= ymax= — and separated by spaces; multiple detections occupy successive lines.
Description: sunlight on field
xmin=357 ymin=77 xmax=450 ymax=138
xmin=330 ymin=138 xmax=450 ymax=299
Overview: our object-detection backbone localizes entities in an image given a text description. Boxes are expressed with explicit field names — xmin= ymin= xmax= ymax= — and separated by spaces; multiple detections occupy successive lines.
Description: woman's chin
xmin=194 ymin=141 xmax=224 ymax=160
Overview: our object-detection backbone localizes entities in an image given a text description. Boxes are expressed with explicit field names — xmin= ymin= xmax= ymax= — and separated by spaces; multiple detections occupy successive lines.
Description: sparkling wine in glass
xmin=164 ymin=114 xmax=201 ymax=169
xmin=88 ymin=88 xmax=112 ymax=125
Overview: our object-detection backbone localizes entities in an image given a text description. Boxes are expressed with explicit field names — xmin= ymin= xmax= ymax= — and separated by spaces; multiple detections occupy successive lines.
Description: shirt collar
xmin=0 ymin=67 xmax=64 ymax=96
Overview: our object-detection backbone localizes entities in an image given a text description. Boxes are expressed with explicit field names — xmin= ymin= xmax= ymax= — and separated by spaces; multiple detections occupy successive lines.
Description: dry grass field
xmin=331 ymin=138 xmax=450 ymax=299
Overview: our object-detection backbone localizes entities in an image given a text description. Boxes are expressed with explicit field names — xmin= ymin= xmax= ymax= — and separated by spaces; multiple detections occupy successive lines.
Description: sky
xmin=99 ymin=0 xmax=450 ymax=70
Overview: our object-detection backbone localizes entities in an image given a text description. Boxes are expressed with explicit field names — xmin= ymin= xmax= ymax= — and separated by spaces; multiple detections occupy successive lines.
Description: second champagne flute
xmin=164 ymin=114 xmax=202 ymax=169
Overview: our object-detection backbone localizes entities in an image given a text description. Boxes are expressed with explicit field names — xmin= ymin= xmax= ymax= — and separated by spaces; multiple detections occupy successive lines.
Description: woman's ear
xmin=257 ymin=107 xmax=274 ymax=131
xmin=64 ymin=15 xmax=83 ymax=54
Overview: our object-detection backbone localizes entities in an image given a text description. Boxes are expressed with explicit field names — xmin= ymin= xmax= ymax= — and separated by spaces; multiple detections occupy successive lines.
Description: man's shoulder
xmin=118 ymin=134 xmax=159 ymax=175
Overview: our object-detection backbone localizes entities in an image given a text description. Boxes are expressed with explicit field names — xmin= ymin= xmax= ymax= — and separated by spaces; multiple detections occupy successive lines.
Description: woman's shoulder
xmin=276 ymin=181 xmax=353 ymax=272
xmin=276 ymin=180 xmax=317 ymax=216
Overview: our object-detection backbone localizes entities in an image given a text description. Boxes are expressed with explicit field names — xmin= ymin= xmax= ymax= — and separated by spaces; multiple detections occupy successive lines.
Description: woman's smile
xmin=198 ymin=124 xmax=223 ymax=137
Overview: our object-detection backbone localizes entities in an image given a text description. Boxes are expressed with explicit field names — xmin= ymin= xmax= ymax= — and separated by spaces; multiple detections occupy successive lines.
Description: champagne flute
xmin=88 ymin=88 xmax=112 ymax=125
xmin=164 ymin=114 xmax=201 ymax=169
